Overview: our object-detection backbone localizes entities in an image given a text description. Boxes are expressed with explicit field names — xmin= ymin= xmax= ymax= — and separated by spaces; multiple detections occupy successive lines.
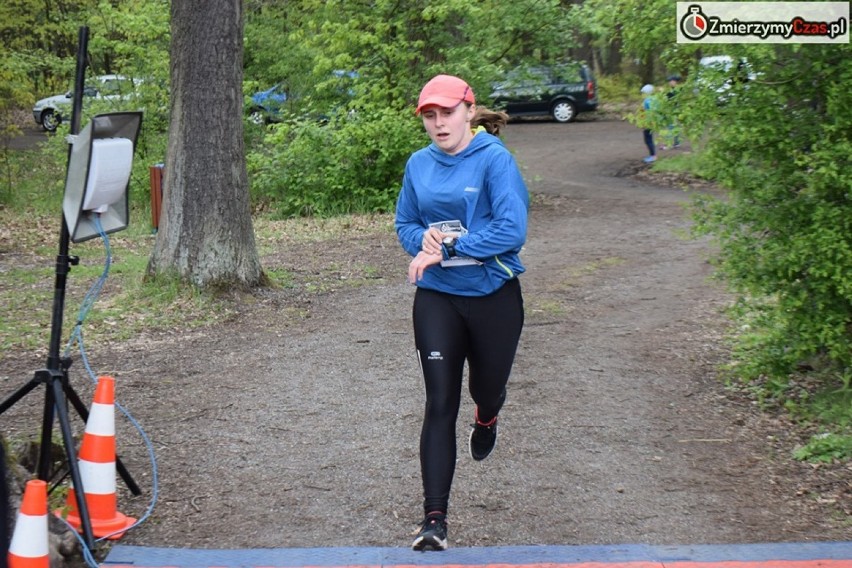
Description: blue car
xmin=247 ymin=71 xmax=358 ymax=125
xmin=247 ymin=84 xmax=288 ymax=124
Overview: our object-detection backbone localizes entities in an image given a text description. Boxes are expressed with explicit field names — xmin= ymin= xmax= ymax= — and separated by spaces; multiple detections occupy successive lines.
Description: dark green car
xmin=490 ymin=64 xmax=598 ymax=123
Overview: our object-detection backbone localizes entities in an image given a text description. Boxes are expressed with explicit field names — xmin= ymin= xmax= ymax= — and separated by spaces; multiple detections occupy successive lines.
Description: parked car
xmin=489 ymin=64 xmax=598 ymax=123
xmin=32 ymin=74 xmax=141 ymax=132
xmin=246 ymin=70 xmax=359 ymax=125
xmin=246 ymin=83 xmax=288 ymax=124
xmin=695 ymin=55 xmax=757 ymax=104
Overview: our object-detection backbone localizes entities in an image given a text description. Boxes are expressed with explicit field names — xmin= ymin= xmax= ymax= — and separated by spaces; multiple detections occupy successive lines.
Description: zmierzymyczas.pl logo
xmin=681 ymin=5 xmax=711 ymax=40
xmin=677 ymin=2 xmax=849 ymax=44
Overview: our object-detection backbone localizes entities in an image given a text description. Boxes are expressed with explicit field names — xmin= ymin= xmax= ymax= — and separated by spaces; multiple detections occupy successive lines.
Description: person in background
xmin=660 ymin=74 xmax=682 ymax=150
xmin=395 ymin=74 xmax=528 ymax=552
xmin=640 ymin=83 xmax=657 ymax=163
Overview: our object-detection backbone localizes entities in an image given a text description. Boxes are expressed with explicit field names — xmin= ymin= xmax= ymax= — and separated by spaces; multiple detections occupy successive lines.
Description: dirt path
xmin=2 ymin=116 xmax=848 ymax=553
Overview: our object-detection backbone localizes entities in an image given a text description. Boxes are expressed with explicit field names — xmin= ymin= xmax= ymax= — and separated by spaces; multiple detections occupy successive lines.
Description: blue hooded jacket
xmin=395 ymin=130 xmax=529 ymax=296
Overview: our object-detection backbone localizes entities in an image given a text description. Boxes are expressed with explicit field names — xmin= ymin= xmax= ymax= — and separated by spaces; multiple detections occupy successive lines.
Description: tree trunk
xmin=604 ymin=35 xmax=623 ymax=75
xmin=641 ymin=53 xmax=656 ymax=85
xmin=148 ymin=0 xmax=264 ymax=289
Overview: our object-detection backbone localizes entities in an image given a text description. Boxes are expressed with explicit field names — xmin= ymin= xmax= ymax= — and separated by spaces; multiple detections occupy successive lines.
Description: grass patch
xmin=0 ymin=224 xmax=233 ymax=357
xmin=536 ymin=257 xmax=625 ymax=295
xmin=0 ymin=141 xmax=66 ymax=212
xmin=0 ymin=203 xmax=399 ymax=364
xmin=263 ymin=268 xmax=297 ymax=289
xmin=650 ymin=150 xmax=718 ymax=179
xmin=253 ymin=214 xmax=394 ymax=246
xmin=568 ymin=256 xmax=624 ymax=278
xmin=527 ymin=257 xmax=624 ymax=320
xmin=528 ymin=298 xmax=568 ymax=318
xmin=788 ymin=379 xmax=852 ymax=463
xmin=794 ymin=432 xmax=852 ymax=463
xmin=0 ymin=203 xmax=209 ymax=360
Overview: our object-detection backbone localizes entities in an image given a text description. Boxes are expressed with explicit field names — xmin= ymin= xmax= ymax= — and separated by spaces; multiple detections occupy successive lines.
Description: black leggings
xmin=413 ymin=278 xmax=524 ymax=515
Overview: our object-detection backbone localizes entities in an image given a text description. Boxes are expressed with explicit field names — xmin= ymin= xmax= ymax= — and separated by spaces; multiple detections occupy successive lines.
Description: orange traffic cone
xmin=58 ymin=375 xmax=136 ymax=539
xmin=8 ymin=479 xmax=50 ymax=568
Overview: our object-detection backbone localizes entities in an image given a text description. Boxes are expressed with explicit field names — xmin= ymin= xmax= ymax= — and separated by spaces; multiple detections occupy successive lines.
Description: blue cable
xmin=61 ymin=214 xmax=160 ymax=566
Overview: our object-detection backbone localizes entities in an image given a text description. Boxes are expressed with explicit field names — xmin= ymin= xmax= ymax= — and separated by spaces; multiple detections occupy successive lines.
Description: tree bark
xmin=148 ymin=0 xmax=263 ymax=288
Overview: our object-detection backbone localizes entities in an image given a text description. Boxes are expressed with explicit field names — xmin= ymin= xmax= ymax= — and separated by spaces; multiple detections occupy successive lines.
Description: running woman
xmin=395 ymin=74 xmax=528 ymax=551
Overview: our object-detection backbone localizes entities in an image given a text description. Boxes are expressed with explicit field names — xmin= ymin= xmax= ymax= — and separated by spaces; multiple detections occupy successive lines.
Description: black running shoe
xmin=469 ymin=414 xmax=497 ymax=461
xmin=412 ymin=514 xmax=448 ymax=551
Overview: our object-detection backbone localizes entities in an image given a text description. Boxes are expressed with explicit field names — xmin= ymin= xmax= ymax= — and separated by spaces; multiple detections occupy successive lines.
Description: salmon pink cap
xmin=416 ymin=74 xmax=475 ymax=115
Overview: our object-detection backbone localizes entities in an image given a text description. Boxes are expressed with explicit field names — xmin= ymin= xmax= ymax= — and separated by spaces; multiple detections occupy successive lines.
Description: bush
xmin=680 ymin=45 xmax=852 ymax=398
xmin=247 ymin=105 xmax=424 ymax=217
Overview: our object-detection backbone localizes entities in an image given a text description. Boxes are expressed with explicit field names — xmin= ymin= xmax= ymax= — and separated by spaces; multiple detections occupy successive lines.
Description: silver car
xmin=32 ymin=74 xmax=140 ymax=132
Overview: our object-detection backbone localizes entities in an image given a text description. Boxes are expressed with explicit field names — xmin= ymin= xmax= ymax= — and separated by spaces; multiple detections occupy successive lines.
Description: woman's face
xmin=420 ymin=103 xmax=475 ymax=155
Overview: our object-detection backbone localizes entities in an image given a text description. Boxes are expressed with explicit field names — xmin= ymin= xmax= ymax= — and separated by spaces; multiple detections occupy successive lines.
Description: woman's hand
xmin=408 ymin=251 xmax=442 ymax=284
xmin=421 ymin=227 xmax=444 ymax=255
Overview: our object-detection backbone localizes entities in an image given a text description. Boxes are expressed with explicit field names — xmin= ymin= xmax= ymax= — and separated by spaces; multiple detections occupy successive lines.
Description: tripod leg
xmin=0 ymin=377 xmax=41 ymax=415
xmin=65 ymin=384 xmax=141 ymax=496
xmin=51 ymin=377 xmax=96 ymax=549
xmin=37 ymin=378 xmax=56 ymax=482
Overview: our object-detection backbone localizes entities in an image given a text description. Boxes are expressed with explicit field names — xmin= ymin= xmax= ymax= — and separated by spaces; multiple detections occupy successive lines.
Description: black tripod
xmin=0 ymin=26 xmax=140 ymax=551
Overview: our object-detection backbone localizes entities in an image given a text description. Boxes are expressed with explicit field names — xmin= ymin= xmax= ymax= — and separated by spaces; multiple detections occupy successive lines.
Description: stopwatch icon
xmin=681 ymin=5 xmax=710 ymax=40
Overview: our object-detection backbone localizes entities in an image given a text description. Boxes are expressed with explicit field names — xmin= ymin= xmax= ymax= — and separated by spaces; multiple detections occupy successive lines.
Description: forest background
xmin=0 ymin=0 xmax=849 ymax=465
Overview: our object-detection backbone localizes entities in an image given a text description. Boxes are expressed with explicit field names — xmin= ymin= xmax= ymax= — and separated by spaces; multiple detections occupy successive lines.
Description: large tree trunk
xmin=148 ymin=0 xmax=263 ymax=288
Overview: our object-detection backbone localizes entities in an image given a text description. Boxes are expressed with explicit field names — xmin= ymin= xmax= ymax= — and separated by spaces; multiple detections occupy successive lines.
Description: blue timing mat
xmin=102 ymin=541 xmax=852 ymax=567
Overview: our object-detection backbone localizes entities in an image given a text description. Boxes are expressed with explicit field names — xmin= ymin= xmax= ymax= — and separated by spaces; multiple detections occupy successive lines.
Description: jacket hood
xmin=427 ymin=131 xmax=504 ymax=166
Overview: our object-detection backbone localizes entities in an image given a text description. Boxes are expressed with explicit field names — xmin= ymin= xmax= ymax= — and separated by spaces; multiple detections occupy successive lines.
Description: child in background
xmin=640 ymin=84 xmax=656 ymax=163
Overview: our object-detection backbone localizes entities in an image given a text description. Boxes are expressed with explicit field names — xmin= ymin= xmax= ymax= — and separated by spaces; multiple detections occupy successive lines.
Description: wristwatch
xmin=441 ymin=236 xmax=458 ymax=259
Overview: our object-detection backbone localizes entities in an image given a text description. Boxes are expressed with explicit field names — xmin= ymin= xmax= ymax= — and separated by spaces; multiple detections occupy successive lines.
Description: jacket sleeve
xmin=456 ymin=149 xmax=528 ymax=259
xmin=395 ymin=162 xmax=426 ymax=258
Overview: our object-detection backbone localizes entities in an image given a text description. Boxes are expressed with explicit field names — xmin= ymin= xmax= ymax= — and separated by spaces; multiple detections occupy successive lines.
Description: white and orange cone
xmin=8 ymin=479 xmax=50 ymax=568
xmin=58 ymin=375 xmax=136 ymax=539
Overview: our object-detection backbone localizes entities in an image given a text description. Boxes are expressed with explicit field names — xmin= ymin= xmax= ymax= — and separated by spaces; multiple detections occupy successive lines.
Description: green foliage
xmin=1 ymin=1 xmax=171 ymax=211
xmin=0 ymin=49 xmax=36 ymax=202
xmin=679 ymin=44 xmax=852 ymax=396
xmin=244 ymin=2 xmax=316 ymax=89
xmin=242 ymin=0 xmax=580 ymax=218
xmin=0 ymin=140 xmax=65 ymax=211
xmin=794 ymin=433 xmax=852 ymax=463
xmin=610 ymin=0 xmax=674 ymax=62
xmin=594 ymin=73 xmax=643 ymax=104
xmin=0 ymin=48 xmax=34 ymax=113
xmin=85 ymin=1 xmax=171 ymax=132
xmin=248 ymin=107 xmax=423 ymax=217
xmin=80 ymin=1 xmax=172 ymax=191
xmin=0 ymin=0 xmax=98 ymax=91
xmin=578 ymin=0 xmax=698 ymax=78
xmin=4 ymin=0 xmax=594 ymax=220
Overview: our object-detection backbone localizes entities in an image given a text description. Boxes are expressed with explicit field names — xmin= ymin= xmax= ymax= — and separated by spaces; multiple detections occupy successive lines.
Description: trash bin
xmin=149 ymin=163 xmax=164 ymax=232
